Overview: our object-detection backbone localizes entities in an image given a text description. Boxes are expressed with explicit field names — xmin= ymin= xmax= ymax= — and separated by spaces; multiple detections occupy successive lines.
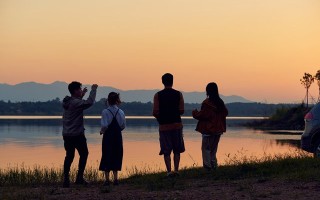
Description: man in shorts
xmin=153 ymin=73 xmax=185 ymax=176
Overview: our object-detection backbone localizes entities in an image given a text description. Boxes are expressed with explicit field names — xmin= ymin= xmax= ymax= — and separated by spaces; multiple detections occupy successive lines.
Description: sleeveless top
xmin=157 ymin=88 xmax=182 ymax=125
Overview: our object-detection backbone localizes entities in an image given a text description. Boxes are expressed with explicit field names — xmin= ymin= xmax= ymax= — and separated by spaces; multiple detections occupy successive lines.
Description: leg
xmin=159 ymin=130 xmax=173 ymax=173
xmin=113 ymin=171 xmax=118 ymax=181
xmin=104 ymin=171 xmax=110 ymax=182
xmin=164 ymin=154 xmax=172 ymax=173
xmin=75 ymin=135 xmax=89 ymax=183
xmin=173 ymin=153 xmax=180 ymax=172
xmin=63 ymin=136 xmax=75 ymax=187
xmin=172 ymin=128 xmax=185 ymax=172
xmin=113 ymin=171 xmax=119 ymax=185
xmin=201 ymin=135 xmax=211 ymax=169
xmin=103 ymin=171 xmax=110 ymax=186
xmin=210 ymin=135 xmax=221 ymax=169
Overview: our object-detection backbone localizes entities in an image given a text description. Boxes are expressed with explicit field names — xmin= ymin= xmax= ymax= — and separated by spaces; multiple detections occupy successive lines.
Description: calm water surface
xmin=0 ymin=116 xmax=303 ymax=177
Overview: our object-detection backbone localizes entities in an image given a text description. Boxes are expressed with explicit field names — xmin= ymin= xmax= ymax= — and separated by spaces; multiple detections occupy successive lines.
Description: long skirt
xmin=99 ymin=131 xmax=123 ymax=171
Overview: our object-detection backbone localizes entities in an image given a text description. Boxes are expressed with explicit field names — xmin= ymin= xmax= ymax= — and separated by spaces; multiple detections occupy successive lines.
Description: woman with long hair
xmin=192 ymin=82 xmax=228 ymax=170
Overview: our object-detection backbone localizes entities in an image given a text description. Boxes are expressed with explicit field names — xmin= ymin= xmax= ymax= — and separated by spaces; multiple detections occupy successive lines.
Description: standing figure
xmin=99 ymin=92 xmax=126 ymax=186
xmin=192 ymin=82 xmax=228 ymax=170
xmin=62 ymin=81 xmax=98 ymax=188
xmin=153 ymin=73 xmax=185 ymax=176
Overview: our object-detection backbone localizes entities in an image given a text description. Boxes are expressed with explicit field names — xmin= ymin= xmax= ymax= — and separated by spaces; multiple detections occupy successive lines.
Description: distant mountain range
xmin=0 ymin=81 xmax=253 ymax=103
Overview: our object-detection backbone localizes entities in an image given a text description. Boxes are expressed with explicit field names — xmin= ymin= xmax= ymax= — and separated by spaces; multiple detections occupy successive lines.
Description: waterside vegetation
xmin=1 ymin=152 xmax=320 ymax=199
xmin=0 ymin=151 xmax=318 ymax=188
xmin=246 ymin=104 xmax=310 ymax=130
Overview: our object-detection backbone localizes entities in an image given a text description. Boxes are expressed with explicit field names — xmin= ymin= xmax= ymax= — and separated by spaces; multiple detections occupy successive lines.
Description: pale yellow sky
xmin=1 ymin=0 xmax=320 ymax=103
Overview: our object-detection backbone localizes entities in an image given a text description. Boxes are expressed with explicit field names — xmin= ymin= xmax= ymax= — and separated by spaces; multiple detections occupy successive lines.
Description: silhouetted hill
xmin=0 ymin=81 xmax=252 ymax=103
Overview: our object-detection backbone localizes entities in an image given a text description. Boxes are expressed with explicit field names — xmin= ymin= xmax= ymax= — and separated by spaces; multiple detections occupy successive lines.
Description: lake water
xmin=0 ymin=116 xmax=303 ymax=177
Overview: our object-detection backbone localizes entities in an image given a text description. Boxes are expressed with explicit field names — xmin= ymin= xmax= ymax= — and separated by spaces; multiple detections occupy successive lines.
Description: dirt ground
xmin=2 ymin=178 xmax=320 ymax=200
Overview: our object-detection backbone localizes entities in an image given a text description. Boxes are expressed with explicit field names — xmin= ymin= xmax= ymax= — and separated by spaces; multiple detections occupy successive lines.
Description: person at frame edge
xmin=192 ymin=82 xmax=228 ymax=170
xmin=62 ymin=81 xmax=98 ymax=188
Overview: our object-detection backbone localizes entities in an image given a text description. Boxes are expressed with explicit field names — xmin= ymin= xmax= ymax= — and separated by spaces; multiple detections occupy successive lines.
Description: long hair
xmin=206 ymin=82 xmax=225 ymax=111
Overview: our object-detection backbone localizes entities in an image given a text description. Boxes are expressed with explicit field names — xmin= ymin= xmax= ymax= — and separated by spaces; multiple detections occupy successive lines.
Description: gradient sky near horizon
xmin=1 ymin=0 xmax=320 ymax=103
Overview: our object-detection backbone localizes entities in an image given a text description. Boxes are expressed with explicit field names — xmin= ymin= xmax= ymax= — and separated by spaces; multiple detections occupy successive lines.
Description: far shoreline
xmin=0 ymin=115 xmax=268 ymax=120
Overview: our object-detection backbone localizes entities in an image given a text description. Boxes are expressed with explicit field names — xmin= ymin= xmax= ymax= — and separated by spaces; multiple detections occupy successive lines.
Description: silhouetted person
xmin=153 ymin=73 xmax=185 ymax=176
xmin=192 ymin=82 xmax=228 ymax=170
xmin=99 ymin=92 xmax=126 ymax=186
xmin=62 ymin=81 xmax=98 ymax=188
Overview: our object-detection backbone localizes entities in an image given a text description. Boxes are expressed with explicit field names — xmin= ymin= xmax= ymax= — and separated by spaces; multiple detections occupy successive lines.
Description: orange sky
xmin=1 ymin=0 xmax=320 ymax=103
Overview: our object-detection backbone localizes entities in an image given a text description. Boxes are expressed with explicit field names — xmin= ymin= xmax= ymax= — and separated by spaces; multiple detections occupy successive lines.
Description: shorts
xmin=159 ymin=128 xmax=185 ymax=156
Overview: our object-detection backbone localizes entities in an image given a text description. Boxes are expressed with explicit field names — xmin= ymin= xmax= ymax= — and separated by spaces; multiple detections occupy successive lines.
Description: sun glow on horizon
xmin=1 ymin=0 xmax=320 ymax=103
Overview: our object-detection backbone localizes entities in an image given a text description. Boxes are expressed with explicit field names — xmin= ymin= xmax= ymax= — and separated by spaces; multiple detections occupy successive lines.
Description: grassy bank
xmin=1 ymin=152 xmax=320 ymax=199
xmin=1 ymin=152 xmax=319 ymax=189
xmin=0 ymin=165 xmax=104 ymax=187
xmin=124 ymin=152 xmax=320 ymax=191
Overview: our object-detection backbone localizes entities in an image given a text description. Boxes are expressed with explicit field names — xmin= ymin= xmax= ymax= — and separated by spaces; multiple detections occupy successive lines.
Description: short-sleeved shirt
xmin=101 ymin=105 xmax=126 ymax=130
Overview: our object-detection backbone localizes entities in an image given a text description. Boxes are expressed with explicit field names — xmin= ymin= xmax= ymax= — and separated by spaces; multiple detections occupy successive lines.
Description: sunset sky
xmin=1 ymin=0 xmax=319 ymax=103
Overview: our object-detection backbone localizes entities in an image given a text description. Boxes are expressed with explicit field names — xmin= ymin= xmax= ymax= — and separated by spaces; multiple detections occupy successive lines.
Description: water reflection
xmin=0 ymin=118 xmax=304 ymax=177
xmin=275 ymin=139 xmax=301 ymax=148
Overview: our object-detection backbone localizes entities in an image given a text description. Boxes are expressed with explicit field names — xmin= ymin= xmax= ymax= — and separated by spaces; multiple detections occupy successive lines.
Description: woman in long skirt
xmin=99 ymin=92 xmax=126 ymax=185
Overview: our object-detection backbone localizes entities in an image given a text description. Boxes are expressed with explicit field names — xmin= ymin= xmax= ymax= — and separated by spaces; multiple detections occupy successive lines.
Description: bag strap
xmin=107 ymin=108 xmax=119 ymax=119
